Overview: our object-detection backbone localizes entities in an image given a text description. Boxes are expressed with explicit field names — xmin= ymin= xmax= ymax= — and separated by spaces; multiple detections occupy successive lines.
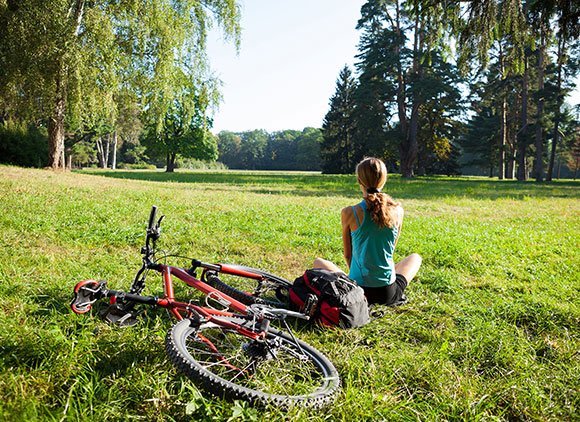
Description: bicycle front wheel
xmin=165 ymin=317 xmax=340 ymax=409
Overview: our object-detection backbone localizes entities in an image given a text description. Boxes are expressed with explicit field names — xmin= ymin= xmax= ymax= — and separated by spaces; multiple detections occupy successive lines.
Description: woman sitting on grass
xmin=314 ymin=157 xmax=422 ymax=306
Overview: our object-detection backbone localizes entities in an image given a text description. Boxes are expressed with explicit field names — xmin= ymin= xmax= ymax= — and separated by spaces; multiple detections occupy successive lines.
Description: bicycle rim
xmin=165 ymin=317 xmax=340 ymax=409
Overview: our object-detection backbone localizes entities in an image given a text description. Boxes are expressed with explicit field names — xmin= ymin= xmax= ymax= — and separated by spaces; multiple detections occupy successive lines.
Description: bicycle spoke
xmin=166 ymin=317 xmax=340 ymax=407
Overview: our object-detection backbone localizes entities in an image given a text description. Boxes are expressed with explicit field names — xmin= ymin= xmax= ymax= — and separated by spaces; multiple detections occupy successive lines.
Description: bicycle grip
xmin=148 ymin=206 xmax=158 ymax=231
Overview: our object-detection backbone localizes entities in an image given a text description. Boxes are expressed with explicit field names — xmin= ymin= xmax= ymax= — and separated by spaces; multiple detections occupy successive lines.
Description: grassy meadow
xmin=0 ymin=166 xmax=578 ymax=421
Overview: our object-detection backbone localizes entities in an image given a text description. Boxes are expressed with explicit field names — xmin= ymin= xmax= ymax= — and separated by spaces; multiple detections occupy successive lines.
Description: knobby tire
xmin=165 ymin=317 xmax=340 ymax=409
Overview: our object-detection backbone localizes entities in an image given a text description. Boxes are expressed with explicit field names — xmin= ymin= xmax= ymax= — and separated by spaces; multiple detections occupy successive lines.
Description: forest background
xmin=1 ymin=0 xmax=579 ymax=180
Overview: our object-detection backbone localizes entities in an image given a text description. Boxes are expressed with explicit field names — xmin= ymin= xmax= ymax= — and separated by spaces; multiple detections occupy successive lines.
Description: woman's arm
xmin=394 ymin=205 xmax=404 ymax=248
xmin=341 ymin=207 xmax=353 ymax=269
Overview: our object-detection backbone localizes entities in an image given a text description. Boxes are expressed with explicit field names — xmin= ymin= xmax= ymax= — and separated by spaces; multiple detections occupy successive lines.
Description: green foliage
xmin=352 ymin=1 xmax=465 ymax=175
xmin=321 ymin=65 xmax=358 ymax=174
xmin=460 ymin=106 xmax=499 ymax=174
xmin=0 ymin=167 xmax=578 ymax=420
xmin=142 ymin=99 xmax=218 ymax=172
xmin=353 ymin=17 xmax=401 ymax=163
xmin=0 ymin=0 xmax=241 ymax=166
xmin=70 ymin=139 xmax=102 ymax=168
xmin=217 ymin=128 xmax=322 ymax=171
xmin=176 ymin=158 xmax=228 ymax=170
xmin=117 ymin=162 xmax=158 ymax=170
xmin=0 ymin=119 xmax=48 ymax=167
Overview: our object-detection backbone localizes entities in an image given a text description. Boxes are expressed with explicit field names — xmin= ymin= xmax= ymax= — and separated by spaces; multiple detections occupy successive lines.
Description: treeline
xmin=320 ymin=1 xmax=580 ymax=180
xmin=1 ymin=1 xmax=579 ymax=179
xmin=217 ymin=128 xmax=322 ymax=171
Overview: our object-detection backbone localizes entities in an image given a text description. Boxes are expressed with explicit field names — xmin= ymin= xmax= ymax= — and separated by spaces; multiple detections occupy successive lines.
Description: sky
xmin=207 ymin=0 xmax=580 ymax=134
xmin=206 ymin=0 xmax=365 ymax=133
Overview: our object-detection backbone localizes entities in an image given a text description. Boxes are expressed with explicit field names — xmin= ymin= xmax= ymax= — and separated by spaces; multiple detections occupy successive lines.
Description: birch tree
xmin=0 ymin=0 xmax=240 ymax=170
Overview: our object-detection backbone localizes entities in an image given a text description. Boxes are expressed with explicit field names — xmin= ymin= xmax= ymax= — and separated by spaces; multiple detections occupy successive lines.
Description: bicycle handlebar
xmin=148 ymin=206 xmax=158 ymax=232
xmin=144 ymin=205 xmax=164 ymax=253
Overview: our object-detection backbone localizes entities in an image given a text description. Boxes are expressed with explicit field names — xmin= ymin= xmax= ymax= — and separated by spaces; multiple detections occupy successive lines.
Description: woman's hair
xmin=356 ymin=157 xmax=399 ymax=229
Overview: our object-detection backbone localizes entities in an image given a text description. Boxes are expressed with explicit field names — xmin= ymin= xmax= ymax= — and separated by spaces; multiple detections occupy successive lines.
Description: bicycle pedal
xmin=99 ymin=305 xmax=139 ymax=327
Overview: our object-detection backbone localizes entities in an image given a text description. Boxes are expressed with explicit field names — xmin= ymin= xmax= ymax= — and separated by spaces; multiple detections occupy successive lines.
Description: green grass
xmin=0 ymin=166 xmax=578 ymax=421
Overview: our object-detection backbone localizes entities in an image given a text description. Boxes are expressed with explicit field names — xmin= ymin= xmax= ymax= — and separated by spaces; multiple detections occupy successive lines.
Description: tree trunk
xmin=506 ymin=158 xmax=514 ymax=179
xmin=401 ymin=103 xmax=420 ymax=178
xmin=166 ymin=152 xmax=176 ymax=172
xmin=517 ymin=56 xmax=529 ymax=181
xmin=47 ymin=1 xmax=85 ymax=170
xmin=533 ymin=23 xmax=546 ymax=182
xmin=498 ymin=42 xmax=506 ymax=180
xmin=48 ymin=71 xmax=66 ymax=170
xmin=400 ymin=8 xmax=421 ymax=178
xmin=104 ymin=134 xmax=110 ymax=167
xmin=96 ymin=137 xmax=106 ymax=168
xmin=547 ymin=36 xmax=565 ymax=182
xmin=393 ymin=0 xmax=410 ymax=177
xmin=395 ymin=1 xmax=407 ymax=137
xmin=499 ymin=96 xmax=507 ymax=180
xmin=111 ymin=131 xmax=118 ymax=170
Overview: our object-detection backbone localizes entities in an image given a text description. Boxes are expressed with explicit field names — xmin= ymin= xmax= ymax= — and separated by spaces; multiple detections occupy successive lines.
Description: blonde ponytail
xmin=356 ymin=157 xmax=399 ymax=229
xmin=365 ymin=192 xmax=399 ymax=229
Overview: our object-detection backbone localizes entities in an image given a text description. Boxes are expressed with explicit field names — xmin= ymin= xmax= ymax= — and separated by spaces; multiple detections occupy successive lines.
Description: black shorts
xmin=362 ymin=274 xmax=408 ymax=306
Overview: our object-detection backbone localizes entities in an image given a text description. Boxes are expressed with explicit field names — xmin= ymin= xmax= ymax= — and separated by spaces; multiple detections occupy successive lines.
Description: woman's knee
xmin=396 ymin=253 xmax=422 ymax=282
xmin=313 ymin=257 xmax=327 ymax=268
xmin=410 ymin=253 xmax=422 ymax=268
xmin=313 ymin=257 xmax=342 ymax=272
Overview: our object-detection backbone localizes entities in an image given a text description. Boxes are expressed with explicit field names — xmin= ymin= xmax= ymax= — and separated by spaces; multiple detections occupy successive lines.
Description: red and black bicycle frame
xmin=73 ymin=263 xmax=270 ymax=341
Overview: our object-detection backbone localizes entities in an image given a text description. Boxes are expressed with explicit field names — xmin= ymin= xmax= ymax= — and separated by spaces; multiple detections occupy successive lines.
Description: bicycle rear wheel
xmin=165 ymin=317 xmax=340 ymax=409
xmin=204 ymin=265 xmax=292 ymax=308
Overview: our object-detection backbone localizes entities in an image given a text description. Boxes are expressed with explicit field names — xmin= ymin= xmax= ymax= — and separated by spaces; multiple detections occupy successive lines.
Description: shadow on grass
xmin=79 ymin=170 xmax=580 ymax=200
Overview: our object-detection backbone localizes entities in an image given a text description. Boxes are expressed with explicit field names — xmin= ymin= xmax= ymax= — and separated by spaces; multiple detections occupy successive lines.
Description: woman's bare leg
xmin=313 ymin=257 xmax=344 ymax=273
xmin=394 ymin=253 xmax=422 ymax=283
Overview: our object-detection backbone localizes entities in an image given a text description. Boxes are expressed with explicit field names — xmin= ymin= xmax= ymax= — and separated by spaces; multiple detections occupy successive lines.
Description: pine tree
xmin=321 ymin=65 xmax=358 ymax=174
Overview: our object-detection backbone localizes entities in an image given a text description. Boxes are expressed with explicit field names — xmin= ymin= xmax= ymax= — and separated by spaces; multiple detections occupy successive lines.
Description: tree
xmin=295 ymin=128 xmax=323 ymax=171
xmin=546 ymin=1 xmax=580 ymax=180
xmin=454 ymin=0 xmax=580 ymax=182
xmin=566 ymin=121 xmax=580 ymax=179
xmin=0 ymin=0 xmax=240 ymax=169
xmin=460 ymin=105 xmax=500 ymax=176
xmin=354 ymin=1 xmax=405 ymax=171
xmin=415 ymin=53 xmax=464 ymax=175
xmin=266 ymin=130 xmax=301 ymax=170
xmin=0 ymin=119 xmax=48 ymax=167
xmin=70 ymin=140 xmax=97 ymax=168
xmin=354 ymin=0 xmax=462 ymax=177
xmin=238 ymin=130 xmax=268 ymax=170
xmin=217 ymin=131 xmax=243 ymax=168
xmin=142 ymin=98 xmax=218 ymax=172
xmin=321 ymin=65 xmax=358 ymax=174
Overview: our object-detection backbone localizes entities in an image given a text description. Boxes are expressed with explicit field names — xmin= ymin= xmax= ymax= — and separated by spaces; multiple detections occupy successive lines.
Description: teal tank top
xmin=348 ymin=200 xmax=398 ymax=287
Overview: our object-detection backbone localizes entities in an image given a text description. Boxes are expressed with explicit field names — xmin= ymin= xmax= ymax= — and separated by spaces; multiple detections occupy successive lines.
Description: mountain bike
xmin=70 ymin=206 xmax=339 ymax=409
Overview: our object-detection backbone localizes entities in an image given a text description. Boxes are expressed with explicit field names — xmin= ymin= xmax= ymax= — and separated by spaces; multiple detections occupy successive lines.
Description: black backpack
xmin=289 ymin=269 xmax=370 ymax=329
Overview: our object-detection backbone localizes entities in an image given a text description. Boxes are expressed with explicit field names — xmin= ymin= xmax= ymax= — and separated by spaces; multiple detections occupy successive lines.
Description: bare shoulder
xmin=341 ymin=205 xmax=353 ymax=221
